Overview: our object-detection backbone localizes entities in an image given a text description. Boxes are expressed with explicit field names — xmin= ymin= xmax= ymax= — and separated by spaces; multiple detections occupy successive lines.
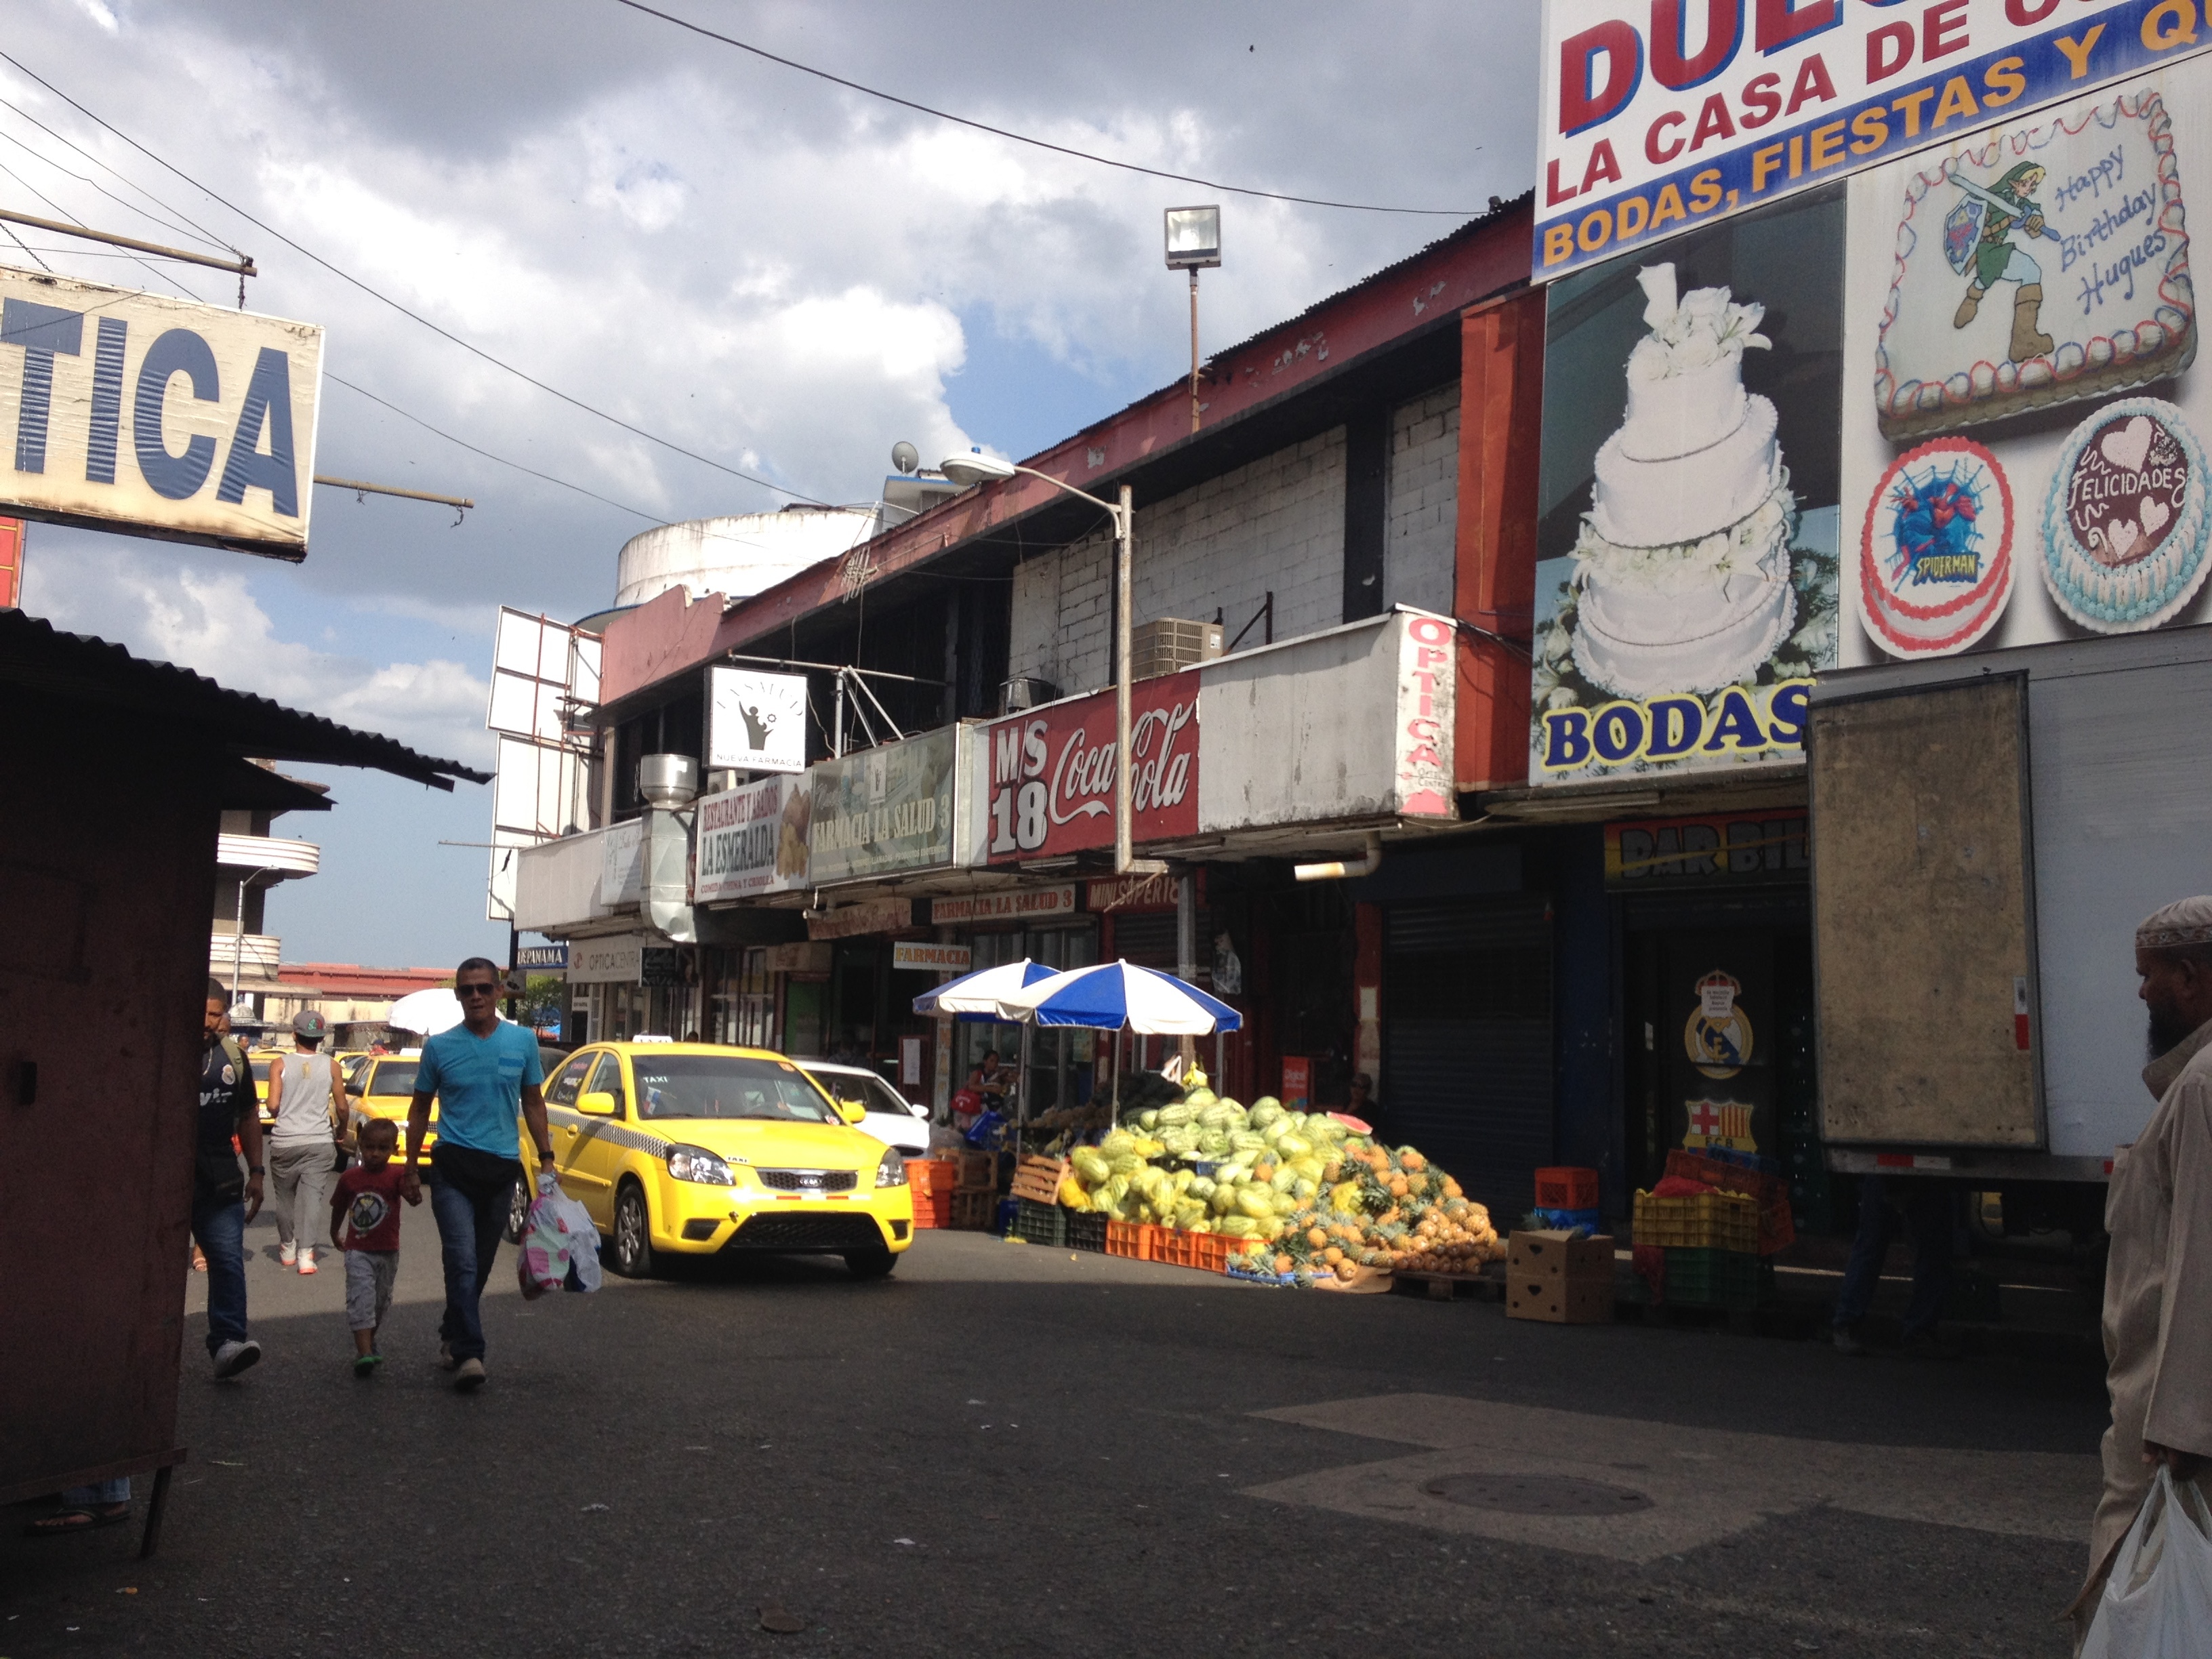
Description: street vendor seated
xmin=967 ymin=1050 xmax=1010 ymax=1105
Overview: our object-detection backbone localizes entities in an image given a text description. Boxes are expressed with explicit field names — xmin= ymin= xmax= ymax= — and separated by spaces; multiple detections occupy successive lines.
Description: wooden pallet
xmin=1389 ymin=1268 xmax=1507 ymax=1303
xmin=1008 ymin=1154 xmax=1067 ymax=1206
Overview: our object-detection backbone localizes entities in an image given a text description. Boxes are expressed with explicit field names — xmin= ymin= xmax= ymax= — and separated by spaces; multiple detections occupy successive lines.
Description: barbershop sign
xmin=0 ymin=266 xmax=323 ymax=558
xmin=1535 ymin=0 xmax=2212 ymax=280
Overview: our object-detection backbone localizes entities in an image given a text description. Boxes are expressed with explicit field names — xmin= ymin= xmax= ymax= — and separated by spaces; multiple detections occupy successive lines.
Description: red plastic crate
xmin=1534 ymin=1166 xmax=1601 ymax=1210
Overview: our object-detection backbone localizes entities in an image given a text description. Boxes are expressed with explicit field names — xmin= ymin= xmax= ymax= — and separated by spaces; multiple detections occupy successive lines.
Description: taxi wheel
xmin=612 ymin=1182 xmax=657 ymax=1279
xmin=844 ymin=1247 xmax=897 ymax=1279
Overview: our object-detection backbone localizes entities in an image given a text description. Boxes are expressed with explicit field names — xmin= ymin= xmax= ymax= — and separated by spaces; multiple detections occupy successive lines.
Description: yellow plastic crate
xmin=1633 ymin=1189 xmax=1757 ymax=1252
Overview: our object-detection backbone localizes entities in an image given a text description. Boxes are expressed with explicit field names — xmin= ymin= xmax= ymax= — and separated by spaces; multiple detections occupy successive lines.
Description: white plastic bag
xmin=516 ymin=1174 xmax=602 ymax=1298
xmin=2081 ymin=1466 xmax=2212 ymax=1659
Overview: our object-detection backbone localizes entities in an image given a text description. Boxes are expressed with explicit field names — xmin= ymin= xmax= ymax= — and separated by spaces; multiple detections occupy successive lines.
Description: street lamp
xmin=229 ymin=863 xmax=284 ymax=1020
xmin=940 ymin=448 xmax=1166 ymax=878
xmin=1164 ymin=205 xmax=1221 ymax=435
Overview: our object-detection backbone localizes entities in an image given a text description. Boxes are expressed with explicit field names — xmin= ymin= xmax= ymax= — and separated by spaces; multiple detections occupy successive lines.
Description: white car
xmin=799 ymin=1062 xmax=932 ymax=1156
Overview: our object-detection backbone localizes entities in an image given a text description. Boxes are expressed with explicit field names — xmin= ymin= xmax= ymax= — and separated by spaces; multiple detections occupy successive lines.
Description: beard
xmin=2148 ymin=1000 xmax=2198 ymax=1060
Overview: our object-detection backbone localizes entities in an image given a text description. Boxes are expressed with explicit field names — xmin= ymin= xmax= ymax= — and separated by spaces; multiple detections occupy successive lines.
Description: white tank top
xmin=270 ymin=1052 xmax=337 ymax=1143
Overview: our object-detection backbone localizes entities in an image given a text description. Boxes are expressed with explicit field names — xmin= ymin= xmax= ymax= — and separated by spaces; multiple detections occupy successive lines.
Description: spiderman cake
xmin=1860 ymin=436 xmax=2016 ymax=656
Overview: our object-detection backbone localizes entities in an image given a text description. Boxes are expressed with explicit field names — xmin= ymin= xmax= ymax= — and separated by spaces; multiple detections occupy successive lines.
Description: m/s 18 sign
xmin=981 ymin=671 xmax=1200 ymax=861
xmin=0 ymin=265 xmax=323 ymax=558
xmin=1536 ymin=0 xmax=2212 ymax=281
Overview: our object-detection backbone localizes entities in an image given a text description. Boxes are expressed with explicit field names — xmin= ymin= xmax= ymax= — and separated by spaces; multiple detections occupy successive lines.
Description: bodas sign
xmin=0 ymin=266 xmax=323 ymax=559
xmin=981 ymin=670 xmax=1200 ymax=862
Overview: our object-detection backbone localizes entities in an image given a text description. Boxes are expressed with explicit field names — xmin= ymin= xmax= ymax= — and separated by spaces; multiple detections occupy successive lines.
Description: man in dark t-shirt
xmin=197 ymin=983 xmax=265 ymax=1379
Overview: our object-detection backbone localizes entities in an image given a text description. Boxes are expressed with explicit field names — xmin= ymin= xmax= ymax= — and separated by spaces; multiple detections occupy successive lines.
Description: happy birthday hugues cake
xmin=1570 ymin=264 xmax=1797 ymax=697
xmin=1875 ymin=87 xmax=2193 ymax=441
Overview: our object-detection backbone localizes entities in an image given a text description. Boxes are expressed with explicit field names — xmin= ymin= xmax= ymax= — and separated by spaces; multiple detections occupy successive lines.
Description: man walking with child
xmin=330 ymin=1117 xmax=411 ymax=1376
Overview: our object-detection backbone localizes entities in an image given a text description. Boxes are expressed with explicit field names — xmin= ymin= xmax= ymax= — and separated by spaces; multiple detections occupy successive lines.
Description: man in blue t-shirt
xmin=402 ymin=957 xmax=554 ymax=1391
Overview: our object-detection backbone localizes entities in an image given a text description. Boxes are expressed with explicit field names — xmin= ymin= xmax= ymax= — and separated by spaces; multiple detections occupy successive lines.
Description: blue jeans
xmin=62 ymin=1479 xmax=129 ymax=1507
xmin=430 ymin=1166 xmax=513 ymax=1362
xmin=190 ymin=1193 xmax=249 ymax=1354
xmin=1833 ymin=1175 xmax=1954 ymax=1337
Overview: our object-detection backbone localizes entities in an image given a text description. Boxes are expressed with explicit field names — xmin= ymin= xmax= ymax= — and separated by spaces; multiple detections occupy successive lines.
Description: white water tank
xmin=613 ymin=505 xmax=879 ymax=610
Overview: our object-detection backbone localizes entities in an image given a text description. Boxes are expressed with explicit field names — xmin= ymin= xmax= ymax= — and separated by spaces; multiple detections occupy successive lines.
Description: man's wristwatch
xmin=247 ymin=1165 xmax=264 ymax=1175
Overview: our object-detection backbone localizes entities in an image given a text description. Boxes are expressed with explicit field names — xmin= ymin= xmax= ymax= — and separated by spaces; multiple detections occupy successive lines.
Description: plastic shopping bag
xmin=516 ymin=1174 xmax=602 ymax=1299
xmin=2080 ymin=1466 xmax=2212 ymax=1658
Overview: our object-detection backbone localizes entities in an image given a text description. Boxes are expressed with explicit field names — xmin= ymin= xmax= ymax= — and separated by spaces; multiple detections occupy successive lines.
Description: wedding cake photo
xmin=1530 ymin=188 xmax=1843 ymax=784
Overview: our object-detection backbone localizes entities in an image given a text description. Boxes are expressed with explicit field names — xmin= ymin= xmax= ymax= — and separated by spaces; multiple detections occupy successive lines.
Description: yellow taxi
xmin=525 ymin=1042 xmax=914 ymax=1279
xmin=247 ymin=1048 xmax=286 ymax=1130
xmin=347 ymin=1052 xmax=443 ymax=1164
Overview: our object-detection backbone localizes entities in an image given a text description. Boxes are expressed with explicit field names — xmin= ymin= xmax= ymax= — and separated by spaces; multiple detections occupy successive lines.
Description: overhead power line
xmin=0 ymin=49 xmax=827 ymax=506
xmin=609 ymin=0 xmax=1483 ymax=217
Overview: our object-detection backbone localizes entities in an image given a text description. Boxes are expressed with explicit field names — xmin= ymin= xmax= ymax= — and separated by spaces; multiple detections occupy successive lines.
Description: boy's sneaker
xmin=278 ymin=1242 xmax=297 ymax=1267
xmin=211 ymin=1339 xmax=262 ymax=1380
xmin=352 ymin=1353 xmax=384 ymax=1379
xmin=297 ymin=1248 xmax=317 ymax=1275
xmin=1832 ymin=1322 xmax=1867 ymax=1356
xmin=453 ymin=1358 xmax=487 ymax=1392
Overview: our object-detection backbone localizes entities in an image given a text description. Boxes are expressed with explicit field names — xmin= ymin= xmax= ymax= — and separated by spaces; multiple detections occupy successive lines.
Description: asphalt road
xmin=0 ymin=1212 xmax=2112 ymax=1658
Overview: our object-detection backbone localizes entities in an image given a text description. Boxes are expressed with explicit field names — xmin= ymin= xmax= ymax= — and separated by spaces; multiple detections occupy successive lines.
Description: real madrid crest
xmin=1684 ymin=969 xmax=1753 ymax=1080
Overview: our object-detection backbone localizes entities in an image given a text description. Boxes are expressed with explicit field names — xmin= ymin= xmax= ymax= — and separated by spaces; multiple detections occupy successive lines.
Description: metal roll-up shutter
xmin=1383 ymin=894 xmax=1552 ymax=1220
xmin=1111 ymin=912 xmax=1180 ymax=970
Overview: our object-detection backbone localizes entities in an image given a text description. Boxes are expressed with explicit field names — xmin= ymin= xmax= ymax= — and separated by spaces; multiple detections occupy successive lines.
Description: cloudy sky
xmin=9 ymin=0 xmax=1538 ymax=967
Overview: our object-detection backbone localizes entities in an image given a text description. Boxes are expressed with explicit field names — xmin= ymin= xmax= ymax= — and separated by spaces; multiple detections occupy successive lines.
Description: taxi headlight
xmin=875 ymin=1147 xmax=908 ymax=1188
xmin=667 ymin=1145 xmax=735 ymax=1185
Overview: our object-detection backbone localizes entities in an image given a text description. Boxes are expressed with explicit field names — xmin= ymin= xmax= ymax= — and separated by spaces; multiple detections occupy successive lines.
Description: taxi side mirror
xmin=578 ymin=1090 xmax=619 ymax=1117
xmin=836 ymin=1099 xmax=867 ymax=1126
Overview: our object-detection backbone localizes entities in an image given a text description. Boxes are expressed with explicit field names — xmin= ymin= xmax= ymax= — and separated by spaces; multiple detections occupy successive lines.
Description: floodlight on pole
xmin=1165 ymin=206 xmax=1221 ymax=435
xmin=940 ymin=449 xmax=1166 ymax=877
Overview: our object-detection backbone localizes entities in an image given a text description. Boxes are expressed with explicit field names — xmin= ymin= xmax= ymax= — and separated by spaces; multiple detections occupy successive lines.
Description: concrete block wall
xmin=1006 ymin=377 xmax=1458 ymax=695
xmin=1386 ymin=382 xmax=1460 ymax=617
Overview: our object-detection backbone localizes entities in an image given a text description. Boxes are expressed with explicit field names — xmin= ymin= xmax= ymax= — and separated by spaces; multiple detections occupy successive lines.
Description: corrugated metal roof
xmin=0 ymin=609 xmax=489 ymax=789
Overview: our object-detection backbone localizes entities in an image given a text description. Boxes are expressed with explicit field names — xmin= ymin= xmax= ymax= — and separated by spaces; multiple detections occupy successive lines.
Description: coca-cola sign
xmin=981 ymin=670 xmax=1200 ymax=862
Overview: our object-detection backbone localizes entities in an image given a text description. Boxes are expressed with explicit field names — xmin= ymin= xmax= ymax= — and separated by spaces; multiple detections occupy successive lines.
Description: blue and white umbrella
xmin=994 ymin=960 xmax=1242 ymax=1035
xmin=911 ymin=958 xmax=1058 ymax=1021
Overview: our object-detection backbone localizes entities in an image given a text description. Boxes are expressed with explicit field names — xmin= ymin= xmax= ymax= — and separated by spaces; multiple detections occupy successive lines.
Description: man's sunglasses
xmin=457 ymin=981 xmax=501 ymax=999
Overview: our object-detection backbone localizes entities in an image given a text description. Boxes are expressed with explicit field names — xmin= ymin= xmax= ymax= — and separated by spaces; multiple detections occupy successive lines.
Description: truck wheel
xmin=613 ymin=1183 xmax=657 ymax=1279
xmin=844 ymin=1247 xmax=896 ymax=1279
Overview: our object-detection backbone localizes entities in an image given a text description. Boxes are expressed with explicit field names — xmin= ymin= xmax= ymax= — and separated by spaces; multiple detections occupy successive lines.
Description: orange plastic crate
xmin=1534 ymin=1166 xmax=1601 ymax=1210
xmin=1104 ymin=1221 xmax=1144 ymax=1258
xmin=1151 ymin=1229 xmax=1236 ymax=1273
xmin=1136 ymin=1224 xmax=1166 ymax=1261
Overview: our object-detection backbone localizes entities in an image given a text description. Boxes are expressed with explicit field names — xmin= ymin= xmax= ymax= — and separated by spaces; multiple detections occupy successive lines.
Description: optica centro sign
xmin=0 ymin=266 xmax=323 ymax=558
xmin=1534 ymin=0 xmax=2212 ymax=281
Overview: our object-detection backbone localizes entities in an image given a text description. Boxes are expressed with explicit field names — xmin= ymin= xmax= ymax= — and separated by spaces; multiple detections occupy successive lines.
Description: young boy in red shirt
xmin=329 ymin=1118 xmax=413 ymax=1376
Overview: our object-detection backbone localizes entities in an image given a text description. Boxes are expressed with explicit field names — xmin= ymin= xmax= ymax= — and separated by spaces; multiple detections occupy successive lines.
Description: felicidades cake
xmin=1859 ymin=436 xmax=2016 ymax=656
xmin=2041 ymin=396 xmax=2212 ymax=632
xmin=1875 ymin=87 xmax=2193 ymax=441
xmin=1570 ymin=263 xmax=1797 ymax=697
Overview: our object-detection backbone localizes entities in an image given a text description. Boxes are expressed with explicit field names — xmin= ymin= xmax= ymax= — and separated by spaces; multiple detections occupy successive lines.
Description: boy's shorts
xmin=345 ymin=1250 xmax=398 ymax=1332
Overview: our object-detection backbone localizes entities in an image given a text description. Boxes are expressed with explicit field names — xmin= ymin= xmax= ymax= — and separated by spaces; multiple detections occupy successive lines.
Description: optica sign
xmin=0 ymin=265 xmax=323 ymax=558
xmin=979 ymin=670 xmax=1200 ymax=863
xmin=1535 ymin=0 xmax=2212 ymax=281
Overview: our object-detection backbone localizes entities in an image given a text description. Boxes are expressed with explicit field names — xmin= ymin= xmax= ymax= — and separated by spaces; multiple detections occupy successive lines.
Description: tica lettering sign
xmin=0 ymin=266 xmax=323 ymax=558
xmin=981 ymin=671 xmax=1200 ymax=862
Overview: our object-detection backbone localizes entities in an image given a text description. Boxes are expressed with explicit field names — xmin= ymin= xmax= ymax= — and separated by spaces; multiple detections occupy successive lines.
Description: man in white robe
xmin=2066 ymin=895 xmax=2212 ymax=1643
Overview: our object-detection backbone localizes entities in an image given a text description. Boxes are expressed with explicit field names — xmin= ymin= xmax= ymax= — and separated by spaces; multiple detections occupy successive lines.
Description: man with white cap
xmin=2067 ymin=895 xmax=2212 ymax=1640
xmin=266 ymin=1009 xmax=352 ymax=1275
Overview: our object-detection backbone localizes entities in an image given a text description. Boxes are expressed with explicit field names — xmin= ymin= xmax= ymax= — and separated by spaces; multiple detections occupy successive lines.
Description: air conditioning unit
xmin=1130 ymin=617 xmax=1223 ymax=682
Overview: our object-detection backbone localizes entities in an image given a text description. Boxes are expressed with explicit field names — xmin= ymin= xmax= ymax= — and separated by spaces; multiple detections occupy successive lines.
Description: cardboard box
xmin=1505 ymin=1273 xmax=1614 ymax=1324
xmin=1507 ymin=1229 xmax=1614 ymax=1282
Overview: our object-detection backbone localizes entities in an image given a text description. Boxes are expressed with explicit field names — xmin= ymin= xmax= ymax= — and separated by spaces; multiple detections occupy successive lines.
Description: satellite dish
xmin=890 ymin=441 xmax=919 ymax=475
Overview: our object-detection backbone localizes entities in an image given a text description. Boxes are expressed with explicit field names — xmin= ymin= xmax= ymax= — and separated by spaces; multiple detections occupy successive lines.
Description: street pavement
xmin=0 ymin=1213 xmax=2110 ymax=1657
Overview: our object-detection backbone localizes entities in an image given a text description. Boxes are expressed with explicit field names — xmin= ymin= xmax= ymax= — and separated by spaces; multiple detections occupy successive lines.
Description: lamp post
xmin=1164 ymin=206 xmax=1222 ymax=434
xmin=229 ymin=864 xmax=283 ymax=1018
xmin=940 ymin=449 xmax=1167 ymax=878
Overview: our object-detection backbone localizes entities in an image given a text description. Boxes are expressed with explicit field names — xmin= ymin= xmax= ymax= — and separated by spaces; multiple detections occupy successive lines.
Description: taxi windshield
xmin=251 ymin=1061 xmax=272 ymax=1083
xmin=630 ymin=1055 xmax=839 ymax=1124
xmin=367 ymin=1061 xmax=419 ymax=1096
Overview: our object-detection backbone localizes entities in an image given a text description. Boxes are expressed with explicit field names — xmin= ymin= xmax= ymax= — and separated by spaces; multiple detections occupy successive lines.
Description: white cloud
xmin=23 ymin=536 xmax=491 ymax=768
